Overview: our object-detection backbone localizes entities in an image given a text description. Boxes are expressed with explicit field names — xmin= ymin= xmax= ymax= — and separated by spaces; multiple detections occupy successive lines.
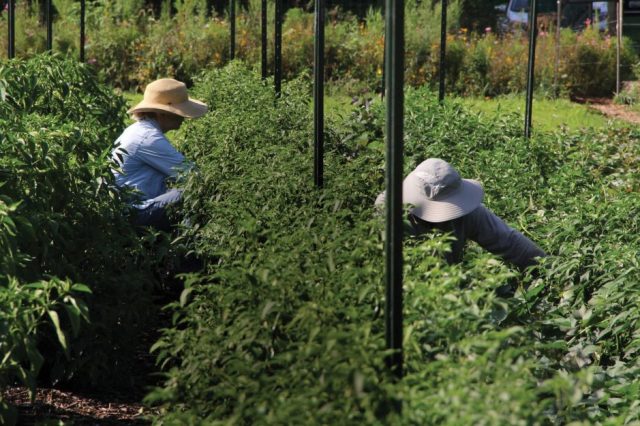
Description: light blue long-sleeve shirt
xmin=111 ymin=119 xmax=190 ymax=209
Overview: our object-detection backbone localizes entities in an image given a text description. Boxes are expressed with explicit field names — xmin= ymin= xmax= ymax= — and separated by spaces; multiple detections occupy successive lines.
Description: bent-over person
xmin=376 ymin=158 xmax=545 ymax=270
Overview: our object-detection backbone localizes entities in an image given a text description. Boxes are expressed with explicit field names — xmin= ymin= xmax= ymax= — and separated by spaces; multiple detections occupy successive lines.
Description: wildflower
xmin=485 ymin=27 xmax=492 ymax=33
xmin=585 ymin=18 xmax=591 ymax=27
xmin=88 ymin=58 xmax=97 ymax=65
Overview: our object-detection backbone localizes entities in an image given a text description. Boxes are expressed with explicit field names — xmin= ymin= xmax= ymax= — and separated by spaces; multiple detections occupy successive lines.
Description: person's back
xmin=113 ymin=118 xmax=188 ymax=209
xmin=377 ymin=158 xmax=545 ymax=270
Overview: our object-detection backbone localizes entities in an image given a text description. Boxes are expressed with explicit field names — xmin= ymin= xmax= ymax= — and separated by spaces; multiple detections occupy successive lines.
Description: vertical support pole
xmin=438 ymin=0 xmax=447 ymax=103
xmin=275 ymin=0 xmax=283 ymax=97
xmin=314 ymin=0 xmax=325 ymax=188
xmin=261 ymin=0 xmax=267 ymax=79
xmin=230 ymin=0 xmax=236 ymax=60
xmin=553 ymin=0 xmax=561 ymax=96
xmin=8 ymin=0 xmax=15 ymax=59
xmin=385 ymin=0 xmax=404 ymax=385
xmin=46 ymin=0 xmax=53 ymax=51
xmin=524 ymin=0 xmax=538 ymax=139
xmin=381 ymin=41 xmax=386 ymax=100
xmin=80 ymin=0 xmax=86 ymax=62
xmin=616 ymin=0 xmax=623 ymax=95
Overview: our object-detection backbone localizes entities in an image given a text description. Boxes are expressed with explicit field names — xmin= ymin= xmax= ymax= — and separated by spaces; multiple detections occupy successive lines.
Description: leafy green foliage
xmin=0 ymin=55 xmax=162 ymax=422
xmin=147 ymin=63 xmax=640 ymax=424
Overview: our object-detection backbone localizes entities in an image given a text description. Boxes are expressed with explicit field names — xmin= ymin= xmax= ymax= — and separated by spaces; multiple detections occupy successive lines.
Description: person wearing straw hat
xmin=111 ymin=78 xmax=207 ymax=231
xmin=376 ymin=158 xmax=545 ymax=270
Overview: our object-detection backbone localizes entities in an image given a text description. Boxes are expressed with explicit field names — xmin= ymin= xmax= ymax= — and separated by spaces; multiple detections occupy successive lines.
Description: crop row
xmin=0 ymin=55 xmax=164 ymax=424
xmin=144 ymin=63 xmax=640 ymax=424
xmin=1 ymin=55 xmax=639 ymax=424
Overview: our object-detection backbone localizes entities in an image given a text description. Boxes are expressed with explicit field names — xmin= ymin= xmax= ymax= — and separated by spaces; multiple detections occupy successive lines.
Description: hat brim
xmin=128 ymin=97 xmax=208 ymax=118
xmin=404 ymin=173 xmax=484 ymax=223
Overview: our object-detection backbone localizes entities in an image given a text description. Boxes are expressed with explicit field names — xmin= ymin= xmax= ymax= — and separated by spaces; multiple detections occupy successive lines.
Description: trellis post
xmin=46 ymin=0 xmax=53 ymax=51
xmin=314 ymin=0 xmax=325 ymax=188
xmin=80 ymin=0 xmax=85 ymax=62
xmin=275 ymin=0 xmax=282 ymax=96
xmin=385 ymin=0 xmax=404 ymax=386
xmin=8 ymin=0 xmax=15 ymax=58
xmin=524 ymin=0 xmax=538 ymax=138
xmin=439 ymin=0 xmax=447 ymax=102
xmin=230 ymin=0 xmax=236 ymax=60
xmin=261 ymin=0 xmax=267 ymax=79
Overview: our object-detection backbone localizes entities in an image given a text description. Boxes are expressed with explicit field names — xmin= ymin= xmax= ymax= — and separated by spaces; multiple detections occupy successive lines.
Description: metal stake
xmin=385 ymin=0 xmax=404 ymax=385
xmin=553 ymin=0 xmax=561 ymax=96
xmin=46 ymin=0 xmax=53 ymax=51
xmin=230 ymin=0 xmax=236 ymax=60
xmin=8 ymin=0 xmax=15 ymax=58
xmin=439 ymin=0 xmax=447 ymax=103
xmin=524 ymin=0 xmax=538 ymax=139
xmin=80 ymin=0 xmax=85 ymax=62
xmin=314 ymin=0 xmax=325 ymax=188
xmin=261 ymin=0 xmax=267 ymax=79
xmin=617 ymin=0 xmax=623 ymax=95
xmin=275 ymin=0 xmax=282 ymax=97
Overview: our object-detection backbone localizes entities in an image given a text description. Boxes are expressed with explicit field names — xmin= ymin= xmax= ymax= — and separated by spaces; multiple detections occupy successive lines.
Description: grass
xmin=460 ymin=94 xmax=614 ymax=132
xmin=125 ymin=90 xmax=619 ymax=134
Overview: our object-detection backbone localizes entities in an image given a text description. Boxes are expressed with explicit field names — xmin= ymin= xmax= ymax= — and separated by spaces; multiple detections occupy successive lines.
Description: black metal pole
xmin=230 ymin=0 xmax=236 ymax=60
xmin=261 ymin=0 xmax=267 ymax=79
xmin=314 ymin=0 xmax=325 ymax=188
xmin=46 ymin=0 xmax=53 ymax=51
xmin=381 ymin=40 xmax=386 ymax=100
xmin=8 ymin=0 xmax=15 ymax=58
xmin=438 ymin=0 xmax=447 ymax=102
xmin=524 ymin=0 xmax=538 ymax=138
xmin=385 ymin=0 xmax=404 ymax=384
xmin=80 ymin=0 xmax=86 ymax=62
xmin=275 ymin=0 xmax=282 ymax=96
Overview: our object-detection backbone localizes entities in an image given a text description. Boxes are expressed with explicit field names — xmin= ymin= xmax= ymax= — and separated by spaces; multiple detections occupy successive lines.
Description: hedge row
xmin=145 ymin=63 xmax=640 ymax=424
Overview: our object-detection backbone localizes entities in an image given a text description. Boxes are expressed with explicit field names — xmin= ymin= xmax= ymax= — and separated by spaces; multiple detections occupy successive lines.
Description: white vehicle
xmin=495 ymin=0 xmax=608 ymax=33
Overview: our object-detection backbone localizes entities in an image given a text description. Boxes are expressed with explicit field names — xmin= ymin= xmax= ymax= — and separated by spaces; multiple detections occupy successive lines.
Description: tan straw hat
xmin=128 ymin=78 xmax=208 ymax=118
xmin=376 ymin=158 xmax=484 ymax=223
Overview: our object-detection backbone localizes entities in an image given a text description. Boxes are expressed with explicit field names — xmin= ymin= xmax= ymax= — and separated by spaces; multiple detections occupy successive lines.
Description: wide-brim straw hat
xmin=128 ymin=78 xmax=208 ymax=118
xmin=376 ymin=158 xmax=484 ymax=223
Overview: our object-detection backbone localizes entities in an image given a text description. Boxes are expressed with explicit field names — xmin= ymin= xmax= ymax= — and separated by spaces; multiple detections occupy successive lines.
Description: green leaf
xmin=70 ymin=283 xmax=92 ymax=294
xmin=47 ymin=310 xmax=69 ymax=356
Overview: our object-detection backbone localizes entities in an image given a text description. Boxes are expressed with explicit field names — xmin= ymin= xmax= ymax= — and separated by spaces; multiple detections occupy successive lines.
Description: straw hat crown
xmin=128 ymin=78 xmax=208 ymax=118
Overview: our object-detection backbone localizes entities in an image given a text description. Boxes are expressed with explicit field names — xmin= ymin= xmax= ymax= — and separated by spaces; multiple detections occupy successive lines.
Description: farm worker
xmin=375 ymin=158 xmax=545 ymax=270
xmin=111 ymin=78 xmax=207 ymax=231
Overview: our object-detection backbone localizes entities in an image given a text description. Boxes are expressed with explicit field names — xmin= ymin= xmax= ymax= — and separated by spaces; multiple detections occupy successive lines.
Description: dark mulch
xmin=3 ymin=386 xmax=155 ymax=425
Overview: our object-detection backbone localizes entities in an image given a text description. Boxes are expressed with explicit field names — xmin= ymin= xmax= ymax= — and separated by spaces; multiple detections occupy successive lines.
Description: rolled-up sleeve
xmin=464 ymin=205 xmax=546 ymax=270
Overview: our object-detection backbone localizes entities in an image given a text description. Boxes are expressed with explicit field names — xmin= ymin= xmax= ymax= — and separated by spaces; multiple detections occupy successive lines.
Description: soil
xmin=572 ymin=96 xmax=640 ymax=124
xmin=2 ymin=291 xmax=178 ymax=425
xmin=3 ymin=386 xmax=153 ymax=425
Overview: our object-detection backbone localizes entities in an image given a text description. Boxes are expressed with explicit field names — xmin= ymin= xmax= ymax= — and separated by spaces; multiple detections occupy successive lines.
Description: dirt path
xmin=577 ymin=97 xmax=640 ymax=124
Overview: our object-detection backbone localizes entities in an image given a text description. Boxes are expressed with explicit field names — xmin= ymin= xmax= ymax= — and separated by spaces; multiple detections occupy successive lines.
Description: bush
xmin=0 ymin=55 xmax=163 ymax=418
xmin=2 ymin=0 xmax=633 ymax=98
xmin=145 ymin=63 xmax=640 ymax=424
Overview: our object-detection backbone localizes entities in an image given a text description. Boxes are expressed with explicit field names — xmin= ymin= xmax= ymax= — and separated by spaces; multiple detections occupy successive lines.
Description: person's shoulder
xmin=121 ymin=120 xmax=165 ymax=145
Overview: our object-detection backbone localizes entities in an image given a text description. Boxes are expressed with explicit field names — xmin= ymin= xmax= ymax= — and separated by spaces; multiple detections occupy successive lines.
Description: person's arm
xmin=464 ymin=204 xmax=545 ymax=270
xmin=136 ymin=133 xmax=192 ymax=178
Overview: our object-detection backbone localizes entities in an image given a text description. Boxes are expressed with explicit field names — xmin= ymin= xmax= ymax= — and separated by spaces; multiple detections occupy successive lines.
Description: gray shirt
xmin=407 ymin=204 xmax=545 ymax=270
